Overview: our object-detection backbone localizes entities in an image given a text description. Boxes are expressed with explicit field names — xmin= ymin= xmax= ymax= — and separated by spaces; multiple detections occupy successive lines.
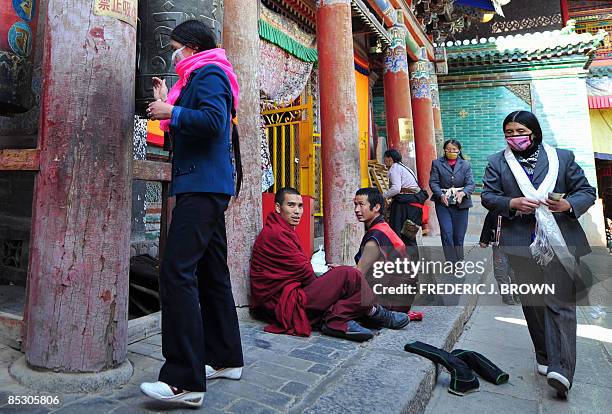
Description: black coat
xmin=481 ymin=146 xmax=596 ymax=258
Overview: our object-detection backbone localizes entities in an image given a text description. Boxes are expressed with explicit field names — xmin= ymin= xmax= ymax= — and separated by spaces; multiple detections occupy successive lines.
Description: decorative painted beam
xmin=0 ymin=149 xmax=40 ymax=171
xmin=390 ymin=0 xmax=435 ymax=60
xmin=366 ymin=0 xmax=435 ymax=61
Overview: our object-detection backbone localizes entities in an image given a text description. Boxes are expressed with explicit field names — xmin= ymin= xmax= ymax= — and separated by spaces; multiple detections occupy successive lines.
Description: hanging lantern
xmin=135 ymin=0 xmax=224 ymax=116
xmin=0 ymin=0 xmax=39 ymax=115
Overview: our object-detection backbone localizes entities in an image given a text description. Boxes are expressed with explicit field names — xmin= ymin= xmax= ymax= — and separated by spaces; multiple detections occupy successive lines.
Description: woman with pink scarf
xmin=140 ymin=20 xmax=243 ymax=408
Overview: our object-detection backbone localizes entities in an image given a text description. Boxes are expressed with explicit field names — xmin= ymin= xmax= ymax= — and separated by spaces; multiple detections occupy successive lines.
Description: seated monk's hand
xmin=326 ymin=263 xmax=341 ymax=269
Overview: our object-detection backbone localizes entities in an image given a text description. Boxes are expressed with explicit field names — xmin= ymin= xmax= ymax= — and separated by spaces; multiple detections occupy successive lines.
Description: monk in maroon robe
xmin=250 ymin=188 xmax=410 ymax=342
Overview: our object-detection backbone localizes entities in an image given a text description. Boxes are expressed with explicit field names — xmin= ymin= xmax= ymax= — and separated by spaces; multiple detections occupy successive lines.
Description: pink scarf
xmin=160 ymin=48 xmax=240 ymax=132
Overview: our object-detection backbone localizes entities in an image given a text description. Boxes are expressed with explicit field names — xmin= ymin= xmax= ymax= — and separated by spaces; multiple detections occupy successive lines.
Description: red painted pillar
xmin=224 ymin=0 xmax=262 ymax=306
xmin=316 ymin=0 xmax=363 ymax=264
xmin=429 ymin=62 xmax=445 ymax=151
xmin=410 ymin=49 xmax=439 ymax=236
xmin=24 ymin=3 xmax=135 ymax=371
xmin=383 ymin=15 xmax=417 ymax=171
xmin=409 ymin=49 xmax=437 ymax=191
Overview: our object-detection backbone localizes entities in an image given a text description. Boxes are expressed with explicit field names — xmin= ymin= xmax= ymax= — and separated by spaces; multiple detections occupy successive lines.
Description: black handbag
xmin=398 ymin=163 xmax=429 ymax=204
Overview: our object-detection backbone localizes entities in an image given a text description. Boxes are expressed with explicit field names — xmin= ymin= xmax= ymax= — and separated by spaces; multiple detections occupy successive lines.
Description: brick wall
xmin=440 ymin=86 xmax=531 ymax=187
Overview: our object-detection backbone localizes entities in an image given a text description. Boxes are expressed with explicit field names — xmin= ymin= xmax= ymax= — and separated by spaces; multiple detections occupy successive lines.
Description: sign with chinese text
xmin=93 ymin=0 xmax=137 ymax=28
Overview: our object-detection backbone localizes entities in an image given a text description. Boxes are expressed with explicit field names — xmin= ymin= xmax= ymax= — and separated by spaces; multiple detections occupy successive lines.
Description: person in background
xmin=139 ymin=21 xmax=243 ymax=408
xmin=383 ymin=149 xmax=424 ymax=261
xmin=429 ymin=140 xmax=476 ymax=263
xmin=481 ymin=110 xmax=596 ymax=398
xmin=479 ymin=210 xmax=518 ymax=305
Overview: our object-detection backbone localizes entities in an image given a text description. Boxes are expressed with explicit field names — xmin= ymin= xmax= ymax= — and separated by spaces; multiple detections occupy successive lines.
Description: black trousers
xmin=507 ymin=254 xmax=576 ymax=383
xmin=158 ymin=193 xmax=243 ymax=392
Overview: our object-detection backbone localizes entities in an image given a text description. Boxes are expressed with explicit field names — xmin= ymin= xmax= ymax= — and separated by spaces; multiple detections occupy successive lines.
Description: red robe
xmin=250 ymin=212 xmax=315 ymax=336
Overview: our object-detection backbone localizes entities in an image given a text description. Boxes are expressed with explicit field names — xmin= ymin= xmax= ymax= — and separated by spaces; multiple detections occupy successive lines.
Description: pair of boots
xmin=404 ymin=341 xmax=509 ymax=396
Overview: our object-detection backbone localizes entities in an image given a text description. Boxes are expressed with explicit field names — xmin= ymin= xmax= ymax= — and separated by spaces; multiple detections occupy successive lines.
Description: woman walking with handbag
xmin=383 ymin=149 xmax=428 ymax=261
xmin=481 ymin=110 xmax=596 ymax=398
xmin=429 ymin=140 xmax=476 ymax=263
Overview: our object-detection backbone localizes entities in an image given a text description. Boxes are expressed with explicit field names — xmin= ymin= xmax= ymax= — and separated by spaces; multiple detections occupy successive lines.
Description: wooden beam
xmin=133 ymin=159 xmax=172 ymax=182
xmin=0 ymin=149 xmax=40 ymax=171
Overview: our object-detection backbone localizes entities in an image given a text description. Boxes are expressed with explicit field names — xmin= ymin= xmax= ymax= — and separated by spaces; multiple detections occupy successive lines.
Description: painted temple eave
xmin=441 ymin=26 xmax=607 ymax=74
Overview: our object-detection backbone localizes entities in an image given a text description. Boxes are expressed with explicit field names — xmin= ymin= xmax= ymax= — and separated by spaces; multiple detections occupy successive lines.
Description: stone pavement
xmin=0 ymin=300 xmax=477 ymax=414
xmin=0 ymin=239 xmax=488 ymax=414
xmin=424 ymin=250 xmax=612 ymax=414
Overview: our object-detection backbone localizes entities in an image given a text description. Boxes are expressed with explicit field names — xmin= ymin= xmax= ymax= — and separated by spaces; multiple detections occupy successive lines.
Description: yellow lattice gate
xmin=262 ymin=98 xmax=317 ymax=202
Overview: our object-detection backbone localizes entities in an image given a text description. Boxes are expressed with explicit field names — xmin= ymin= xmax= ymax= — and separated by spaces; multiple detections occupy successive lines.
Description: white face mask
xmin=171 ymin=46 xmax=186 ymax=66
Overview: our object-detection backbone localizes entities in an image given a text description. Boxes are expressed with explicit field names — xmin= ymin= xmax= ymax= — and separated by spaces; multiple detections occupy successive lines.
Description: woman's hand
xmin=455 ymin=191 xmax=466 ymax=205
xmin=440 ymin=194 xmax=449 ymax=207
xmin=147 ymin=100 xmax=173 ymax=120
xmin=541 ymin=197 xmax=571 ymax=213
xmin=479 ymin=242 xmax=489 ymax=248
xmin=152 ymin=77 xmax=168 ymax=101
xmin=509 ymin=197 xmax=540 ymax=214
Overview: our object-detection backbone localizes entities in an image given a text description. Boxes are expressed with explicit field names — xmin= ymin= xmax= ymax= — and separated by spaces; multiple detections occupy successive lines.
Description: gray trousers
xmin=507 ymin=254 xmax=577 ymax=383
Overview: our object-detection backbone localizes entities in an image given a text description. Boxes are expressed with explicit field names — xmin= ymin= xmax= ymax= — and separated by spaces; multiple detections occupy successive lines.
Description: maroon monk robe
xmin=250 ymin=212 xmax=315 ymax=336
xmin=250 ymin=212 xmax=375 ymax=335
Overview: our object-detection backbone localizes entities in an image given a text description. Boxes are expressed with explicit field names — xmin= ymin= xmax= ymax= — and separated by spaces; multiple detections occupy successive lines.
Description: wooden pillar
xmin=317 ymin=0 xmax=363 ymax=264
xmin=429 ymin=62 xmax=445 ymax=151
xmin=410 ymin=48 xmax=439 ymax=236
xmin=223 ymin=0 xmax=262 ymax=305
xmin=409 ymin=49 xmax=437 ymax=191
xmin=383 ymin=14 xmax=416 ymax=171
xmin=24 ymin=2 xmax=136 ymax=371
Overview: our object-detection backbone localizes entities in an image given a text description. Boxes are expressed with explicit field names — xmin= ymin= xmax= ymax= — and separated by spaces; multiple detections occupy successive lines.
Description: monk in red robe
xmin=250 ymin=188 xmax=410 ymax=342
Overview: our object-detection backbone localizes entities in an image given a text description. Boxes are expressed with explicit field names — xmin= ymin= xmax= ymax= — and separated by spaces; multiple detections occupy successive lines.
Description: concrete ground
xmin=425 ymin=255 xmax=612 ymax=414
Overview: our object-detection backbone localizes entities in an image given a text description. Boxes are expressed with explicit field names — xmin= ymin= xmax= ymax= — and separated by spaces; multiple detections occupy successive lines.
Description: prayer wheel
xmin=136 ymin=0 xmax=224 ymax=116
xmin=0 ymin=0 xmax=39 ymax=115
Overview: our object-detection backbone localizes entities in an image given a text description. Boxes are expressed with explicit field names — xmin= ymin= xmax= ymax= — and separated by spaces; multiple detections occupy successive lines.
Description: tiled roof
xmin=440 ymin=25 xmax=607 ymax=66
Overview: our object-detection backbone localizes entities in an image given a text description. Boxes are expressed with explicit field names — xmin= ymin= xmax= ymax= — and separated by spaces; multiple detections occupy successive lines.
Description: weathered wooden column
xmin=383 ymin=13 xmax=416 ymax=171
xmin=409 ymin=48 xmax=439 ymax=236
xmin=19 ymin=0 xmax=136 ymax=381
xmin=317 ymin=0 xmax=363 ymax=264
xmin=429 ymin=62 xmax=445 ymax=151
xmin=224 ymin=0 xmax=262 ymax=305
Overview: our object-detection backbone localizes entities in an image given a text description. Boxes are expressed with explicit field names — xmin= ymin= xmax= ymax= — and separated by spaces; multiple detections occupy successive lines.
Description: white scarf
xmin=504 ymin=143 xmax=577 ymax=271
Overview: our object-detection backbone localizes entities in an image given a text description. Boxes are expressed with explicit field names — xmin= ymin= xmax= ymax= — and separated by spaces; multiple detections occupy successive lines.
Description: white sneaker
xmin=205 ymin=365 xmax=243 ymax=380
xmin=547 ymin=371 xmax=570 ymax=397
xmin=537 ymin=364 xmax=548 ymax=376
xmin=140 ymin=381 xmax=204 ymax=407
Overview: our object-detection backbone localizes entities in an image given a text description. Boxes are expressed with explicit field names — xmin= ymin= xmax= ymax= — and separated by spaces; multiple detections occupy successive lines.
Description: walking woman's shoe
xmin=205 ymin=366 xmax=243 ymax=380
xmin=321 ymin=320 xmax=374 ymax=342
xmin=547 ymin=371 xmax=570 ymax=398
xmin=537 ymin=364 xmax=548 ymax=376
xmin=140 ymin=381 xmax=204 ymax=407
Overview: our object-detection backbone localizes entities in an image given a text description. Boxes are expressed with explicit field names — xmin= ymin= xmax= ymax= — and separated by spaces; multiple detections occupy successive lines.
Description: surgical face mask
xmin=171 ymin=46 xmax=186 ymax=66
xmin=506 ymin=134 xmax=532 ymax=151
xmin=445 ymin=151 xmax=459 ymax=160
